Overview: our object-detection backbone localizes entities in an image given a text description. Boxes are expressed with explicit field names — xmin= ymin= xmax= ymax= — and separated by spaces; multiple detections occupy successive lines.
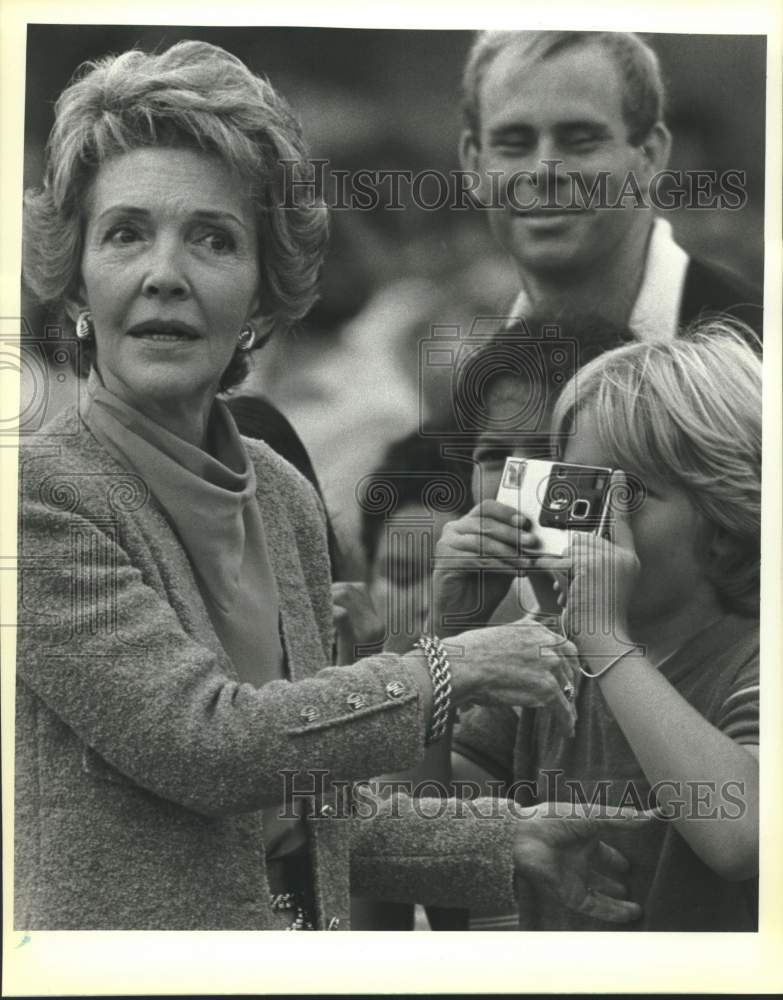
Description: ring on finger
xmin=563 ymin=682 xmax=575 ymax=702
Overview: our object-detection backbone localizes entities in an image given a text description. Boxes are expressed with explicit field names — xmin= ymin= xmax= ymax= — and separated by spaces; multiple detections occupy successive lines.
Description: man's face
xmin=464 ymin=42 xmax=659 ymax=276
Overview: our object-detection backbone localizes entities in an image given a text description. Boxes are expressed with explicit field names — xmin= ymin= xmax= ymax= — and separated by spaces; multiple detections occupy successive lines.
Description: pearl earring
xmin=237 ymin=324 xmax=257 ymax=351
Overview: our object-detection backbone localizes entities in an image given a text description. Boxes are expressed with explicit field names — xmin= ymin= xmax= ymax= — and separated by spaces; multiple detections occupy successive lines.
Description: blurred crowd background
xmin=22 ymin=25 xmax=767 ymax=575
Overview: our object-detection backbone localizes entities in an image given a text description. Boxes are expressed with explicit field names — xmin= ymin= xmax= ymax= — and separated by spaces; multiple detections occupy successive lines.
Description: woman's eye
xmin=199 ymin=231 xmax=234 ymax=252
xmin=106 ymin=225 xmax=140 ymax=245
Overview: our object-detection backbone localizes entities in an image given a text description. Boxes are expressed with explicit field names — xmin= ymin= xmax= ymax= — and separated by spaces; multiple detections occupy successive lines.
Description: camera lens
xmin=571 ymin=499 xmax=590 ymax=519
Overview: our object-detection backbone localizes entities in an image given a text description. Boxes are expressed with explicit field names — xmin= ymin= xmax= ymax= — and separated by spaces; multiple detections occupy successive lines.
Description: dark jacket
xmin=679 ymin=257 xmax=763 ymax=340
xmin=225 ymin=393 xmax=340 ymax=574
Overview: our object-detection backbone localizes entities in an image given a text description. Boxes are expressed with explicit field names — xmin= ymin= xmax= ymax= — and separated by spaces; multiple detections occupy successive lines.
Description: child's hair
xmin=452 ymin=312 xmax=632 ymax=439
xmin=551 ymin=320 xmax=762 ymax=617
xmin=358 ymin=429 xmax=473 ymax=566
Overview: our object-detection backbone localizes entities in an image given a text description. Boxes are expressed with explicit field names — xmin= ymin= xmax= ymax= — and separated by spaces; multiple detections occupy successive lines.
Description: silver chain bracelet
xmin=414 ymin=634 xmax=452 ymax=745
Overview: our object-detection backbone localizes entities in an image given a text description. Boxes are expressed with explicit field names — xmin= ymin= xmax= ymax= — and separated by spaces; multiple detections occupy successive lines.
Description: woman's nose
xmin=141 ymin=240 xmax=190 ymax=300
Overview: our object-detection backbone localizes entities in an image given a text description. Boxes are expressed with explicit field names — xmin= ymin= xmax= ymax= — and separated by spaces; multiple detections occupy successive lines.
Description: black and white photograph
xmin=3 ymin=2 xmax=781 ymax=995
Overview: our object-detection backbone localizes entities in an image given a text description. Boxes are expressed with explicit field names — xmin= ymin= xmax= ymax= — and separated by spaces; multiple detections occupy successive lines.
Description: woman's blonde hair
xmin=551 ymin=320 xmax=762 ymax=616
xmin=23 ymin=40 xmax=329 ymax=388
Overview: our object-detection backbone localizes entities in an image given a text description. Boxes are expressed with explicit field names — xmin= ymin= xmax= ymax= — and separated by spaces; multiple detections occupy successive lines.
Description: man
xmin=459 ymin=31 xmax=763 ymax=339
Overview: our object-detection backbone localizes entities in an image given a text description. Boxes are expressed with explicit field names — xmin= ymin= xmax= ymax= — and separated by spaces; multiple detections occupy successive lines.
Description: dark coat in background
xmin=679 ymin=257 xmax=763 ymax=339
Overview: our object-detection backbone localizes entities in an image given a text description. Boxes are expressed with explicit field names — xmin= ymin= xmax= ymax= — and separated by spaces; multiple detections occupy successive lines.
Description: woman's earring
xmin=75 ymin=311 xmax=94 ymax=341
xmin=237 ymin=323 xmax=257 ymax=352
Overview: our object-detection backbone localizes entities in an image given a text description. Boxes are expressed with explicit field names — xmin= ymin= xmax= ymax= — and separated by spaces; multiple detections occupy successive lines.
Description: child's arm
xmin=562 ymin=502 xmax=758 ymax=882
xmin=579 ymin=633 xmax=757 ymax=881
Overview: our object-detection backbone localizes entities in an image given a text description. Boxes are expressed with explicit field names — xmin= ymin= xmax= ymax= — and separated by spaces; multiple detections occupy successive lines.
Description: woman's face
xmin=75 ymin=146 xmax=262 ymax=423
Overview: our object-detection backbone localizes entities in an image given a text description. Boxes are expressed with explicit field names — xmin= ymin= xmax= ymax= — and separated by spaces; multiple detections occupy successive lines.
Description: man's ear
xmin=459 ymin=129 xmax=481 ymax=174
xmin=638 ymin=122 xmax=671 ymax=178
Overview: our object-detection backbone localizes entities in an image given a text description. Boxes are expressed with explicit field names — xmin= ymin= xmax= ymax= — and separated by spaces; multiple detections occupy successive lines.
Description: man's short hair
xmin=462 ymin=30 xmax=665 ymax=145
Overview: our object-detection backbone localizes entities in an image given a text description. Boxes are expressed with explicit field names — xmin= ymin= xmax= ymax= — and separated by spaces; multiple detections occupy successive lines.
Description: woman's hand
xmin=331 ymin=582 xmax=385 ymax=664
xmin=431 ymin=500 xmax=540 ymax=635
xmin=445 ymin=621 xmax=579 ymax=737
xmin=513 ymin=806 xmax=651 ymax=923
xmin=556 ymin=477 xmax=641 ymax=653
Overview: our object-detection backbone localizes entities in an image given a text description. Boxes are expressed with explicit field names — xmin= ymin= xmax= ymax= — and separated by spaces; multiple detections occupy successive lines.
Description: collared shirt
xmin=507 ymin=217 xmax=689 ymax=341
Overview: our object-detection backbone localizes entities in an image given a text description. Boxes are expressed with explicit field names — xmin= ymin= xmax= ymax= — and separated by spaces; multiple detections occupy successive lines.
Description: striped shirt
xmin=454 ymin=613 xmax=759 ymax=931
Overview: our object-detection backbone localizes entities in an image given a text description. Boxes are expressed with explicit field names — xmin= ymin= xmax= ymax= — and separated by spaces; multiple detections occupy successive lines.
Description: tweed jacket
xmin=15 ymin=404 xmax=519 ymax=930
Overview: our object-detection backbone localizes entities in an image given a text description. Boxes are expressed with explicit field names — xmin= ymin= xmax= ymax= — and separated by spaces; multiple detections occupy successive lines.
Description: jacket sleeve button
xmin=385 ymin=680 xmax=406 ymax=699
xmin=300 ymin=705 xmax=320 ymax=723
xmin=346 ymin=692 xmax=366 ymax=710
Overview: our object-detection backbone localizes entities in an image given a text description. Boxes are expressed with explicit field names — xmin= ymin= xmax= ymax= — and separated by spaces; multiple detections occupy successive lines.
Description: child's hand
xmin=431 ymin=500 xmax=540 ymax=634
xmin=558 ymin=473 xmax=641 ymax=652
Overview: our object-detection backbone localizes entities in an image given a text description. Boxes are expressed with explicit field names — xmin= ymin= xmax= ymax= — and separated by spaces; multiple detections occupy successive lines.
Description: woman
xmin=17 ymin=40 xmax=644 ymax=931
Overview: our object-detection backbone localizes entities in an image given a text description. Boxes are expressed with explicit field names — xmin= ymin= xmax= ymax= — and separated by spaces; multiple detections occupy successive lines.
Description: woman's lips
xmin=132 ymin=331 xmax=197 ymax=342
xmin=127 ymin=322 xmax=200 ymax=342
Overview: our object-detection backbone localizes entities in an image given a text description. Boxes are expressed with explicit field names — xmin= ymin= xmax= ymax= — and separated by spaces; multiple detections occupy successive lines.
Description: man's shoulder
xmin=680 ymin=256 xmax=763 ymax=338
